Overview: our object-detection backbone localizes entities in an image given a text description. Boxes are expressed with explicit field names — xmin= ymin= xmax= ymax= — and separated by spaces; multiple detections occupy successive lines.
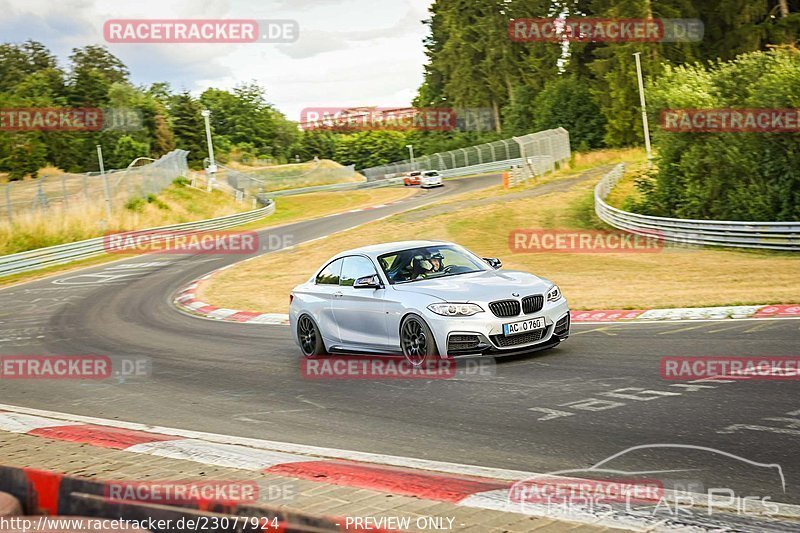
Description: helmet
xmin=429 ymin=252 xmax=444 ymax=271
xmin=413 ymin=254 xmax=433 ymax=273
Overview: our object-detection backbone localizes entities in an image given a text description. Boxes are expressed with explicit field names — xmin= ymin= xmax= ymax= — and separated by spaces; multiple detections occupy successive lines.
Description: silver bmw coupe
xmin=289 ymin=240 xmax=570 ymax=364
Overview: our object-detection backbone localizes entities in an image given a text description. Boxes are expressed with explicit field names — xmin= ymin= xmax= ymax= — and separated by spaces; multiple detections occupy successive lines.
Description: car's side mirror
xmin=483 ymin=257 xmax=502 ymax=269
xmin=353 ymin=274 xmax=383 ymax=289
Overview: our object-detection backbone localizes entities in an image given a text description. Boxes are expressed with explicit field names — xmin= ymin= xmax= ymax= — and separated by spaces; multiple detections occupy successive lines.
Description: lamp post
xmin=200 ymin=109 xmax=217 ymax=174
xmin=406 ymin=144 xmax=415 ymax=166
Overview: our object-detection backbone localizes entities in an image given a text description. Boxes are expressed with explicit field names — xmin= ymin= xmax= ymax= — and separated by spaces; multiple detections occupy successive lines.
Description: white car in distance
xmin=420 ymin=170 xmax=443 ymax=189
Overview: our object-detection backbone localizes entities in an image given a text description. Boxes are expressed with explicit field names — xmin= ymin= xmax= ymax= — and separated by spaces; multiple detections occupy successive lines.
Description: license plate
xmin=503 ymin=317 xmax=545 ymax=336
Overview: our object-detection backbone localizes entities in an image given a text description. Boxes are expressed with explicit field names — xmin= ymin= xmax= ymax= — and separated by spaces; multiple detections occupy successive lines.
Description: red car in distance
xmin=403 ymin=171 xmax=422 ymax=186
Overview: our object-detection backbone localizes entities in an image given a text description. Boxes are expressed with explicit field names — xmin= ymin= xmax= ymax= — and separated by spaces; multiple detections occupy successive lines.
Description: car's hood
xmin=392 ymin=270 xmax=552 ymax=302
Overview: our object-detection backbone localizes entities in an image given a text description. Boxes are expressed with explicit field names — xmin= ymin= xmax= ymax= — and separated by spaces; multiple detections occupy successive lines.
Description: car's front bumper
xmin=424 ymin=298 xmax=570 ymax=358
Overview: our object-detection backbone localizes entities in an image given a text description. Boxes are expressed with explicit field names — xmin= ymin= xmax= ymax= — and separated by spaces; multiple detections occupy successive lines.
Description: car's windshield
xmin=423 ymin=171 xmax=439 ymax=177
xmin=378 ymin=245 xmax=486 ymax=284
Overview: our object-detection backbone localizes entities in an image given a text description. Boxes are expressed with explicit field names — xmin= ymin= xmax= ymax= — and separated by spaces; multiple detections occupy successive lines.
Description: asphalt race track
xmin=1 ymin=173 xmax=798 ymax=508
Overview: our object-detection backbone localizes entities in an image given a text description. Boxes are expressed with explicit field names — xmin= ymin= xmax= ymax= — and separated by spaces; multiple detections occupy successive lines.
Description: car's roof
xmin=334 ymin=240 xmax=452 ymax=258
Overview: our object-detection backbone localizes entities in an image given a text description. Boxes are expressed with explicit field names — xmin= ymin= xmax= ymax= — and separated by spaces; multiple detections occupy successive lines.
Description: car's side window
xmin=316 ymin=258 xmax=343 ymax=285
xmin=340 ymin=256 xmax=378 ymax=287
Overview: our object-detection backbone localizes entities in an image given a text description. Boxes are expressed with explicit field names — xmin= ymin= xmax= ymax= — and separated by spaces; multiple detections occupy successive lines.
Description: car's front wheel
xmin=400 ymin=314 xmax=439 ymax=367
xmin=297 ymin=315 xmax=326 ymax=356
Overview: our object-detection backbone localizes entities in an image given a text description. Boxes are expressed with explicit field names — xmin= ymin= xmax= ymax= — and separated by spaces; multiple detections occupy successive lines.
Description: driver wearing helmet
xmin=429 ymin=252 xmax=444 ymax=273
xmin=411 ymin=252 xmax=445 ymax=279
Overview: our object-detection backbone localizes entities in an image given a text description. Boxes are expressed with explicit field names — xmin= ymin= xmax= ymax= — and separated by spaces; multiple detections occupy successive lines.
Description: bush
xmin=125 ymin=193 xmax=168 ymax=212
xmin=125 ymin=197 xmax=146 ymax=212
xmin=146 ymin=193 xmax=168 ymax=209
xmin=641 ymin=48 xmax=800 ymax=221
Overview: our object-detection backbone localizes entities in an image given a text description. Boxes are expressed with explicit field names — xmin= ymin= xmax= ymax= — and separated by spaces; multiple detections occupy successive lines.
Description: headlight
xmin=427 ymin=303 xmax=484 ymax=316
xmin=546 ymin=285 xmax=562 ymax=302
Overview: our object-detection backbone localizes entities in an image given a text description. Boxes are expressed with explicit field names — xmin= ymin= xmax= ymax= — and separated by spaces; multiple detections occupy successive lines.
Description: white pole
xmin=406 ymin=144 xmax=415 ymax=165
xmin=633 ymin=52 xmax=653 ymax=165
xmin=201 ymin=110 xmax=216 ymax=172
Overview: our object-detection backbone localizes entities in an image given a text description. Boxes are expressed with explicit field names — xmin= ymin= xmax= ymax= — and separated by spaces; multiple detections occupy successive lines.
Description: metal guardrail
xmin=595 ymin=164 xmax=800 ymax=251
xmin=0 ymin=202 xmax=276 ymax=278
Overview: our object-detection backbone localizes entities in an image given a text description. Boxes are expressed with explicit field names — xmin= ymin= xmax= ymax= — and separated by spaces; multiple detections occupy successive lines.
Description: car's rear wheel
xmin=297 ymin=315 xmax=325 ymax=356
xmin=400 ymin=314 xmax=438 ymax=367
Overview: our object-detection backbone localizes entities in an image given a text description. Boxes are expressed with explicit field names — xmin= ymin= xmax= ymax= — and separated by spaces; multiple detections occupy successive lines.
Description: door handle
xmin=333 ymin=291 xmax=343 ymax=298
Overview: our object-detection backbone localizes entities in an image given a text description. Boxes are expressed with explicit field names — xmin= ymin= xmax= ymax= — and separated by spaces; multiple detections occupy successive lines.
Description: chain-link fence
xmin=514 ymin=128 xmax=571 ymax=180
xmin=360 ymin=128 xmax=570 ymax=181
xmin=1 ymin=150 xmax=189 ymax=225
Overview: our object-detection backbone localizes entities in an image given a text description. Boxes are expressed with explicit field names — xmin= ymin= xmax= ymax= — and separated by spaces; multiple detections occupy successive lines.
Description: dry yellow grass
xmin=603 ymin=162 xmax=649 ymax=209
xmin=203 ymin=161 xmax=800 ymax=313
xmin=38 ymin=165 xmax=66 ymax=176
xmin=0 ymin=184 xmax=250 ymax=255
xmin=0 ymin=185 xmax=417 ymax=287
xmin=571 ymin=147 xmax=645 ymax=169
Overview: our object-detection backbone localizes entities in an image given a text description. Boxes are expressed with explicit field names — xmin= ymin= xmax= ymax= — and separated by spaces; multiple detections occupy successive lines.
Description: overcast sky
xmin=0 ymin=0 xmax=434 ymax=120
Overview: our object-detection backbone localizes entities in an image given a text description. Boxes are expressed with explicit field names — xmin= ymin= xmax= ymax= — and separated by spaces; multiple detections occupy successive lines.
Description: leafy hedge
xmin=631 ymin=48 xmax=800 ymax=222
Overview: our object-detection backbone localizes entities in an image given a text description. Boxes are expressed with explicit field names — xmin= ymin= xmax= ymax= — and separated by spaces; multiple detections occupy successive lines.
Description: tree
xmin=417 ymin=0 xmax=556 ymax=132
xmin=532 ymin=76 xmax=606 ymax=150
xmin=334 ymin=130 xmax=409 ymax=168
xmin=295 ymin=130 xmax=338 ymax=161
xmin=111 ymin=135 xmax=150 ymax=168
xmin=151 ymin=110 xmax=176 ymax=157
xmin=4 ymin=136 xmax=47 ymax=180
xmin=68 ymin=45 xmax=129 ymax=84
xmin=199 ymin=83 xmax=299 ymax=162
xmin=170 ymin=92 xmax=207 ymax=168
xmin=0 ymin=40 xmax=59 ymax=92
